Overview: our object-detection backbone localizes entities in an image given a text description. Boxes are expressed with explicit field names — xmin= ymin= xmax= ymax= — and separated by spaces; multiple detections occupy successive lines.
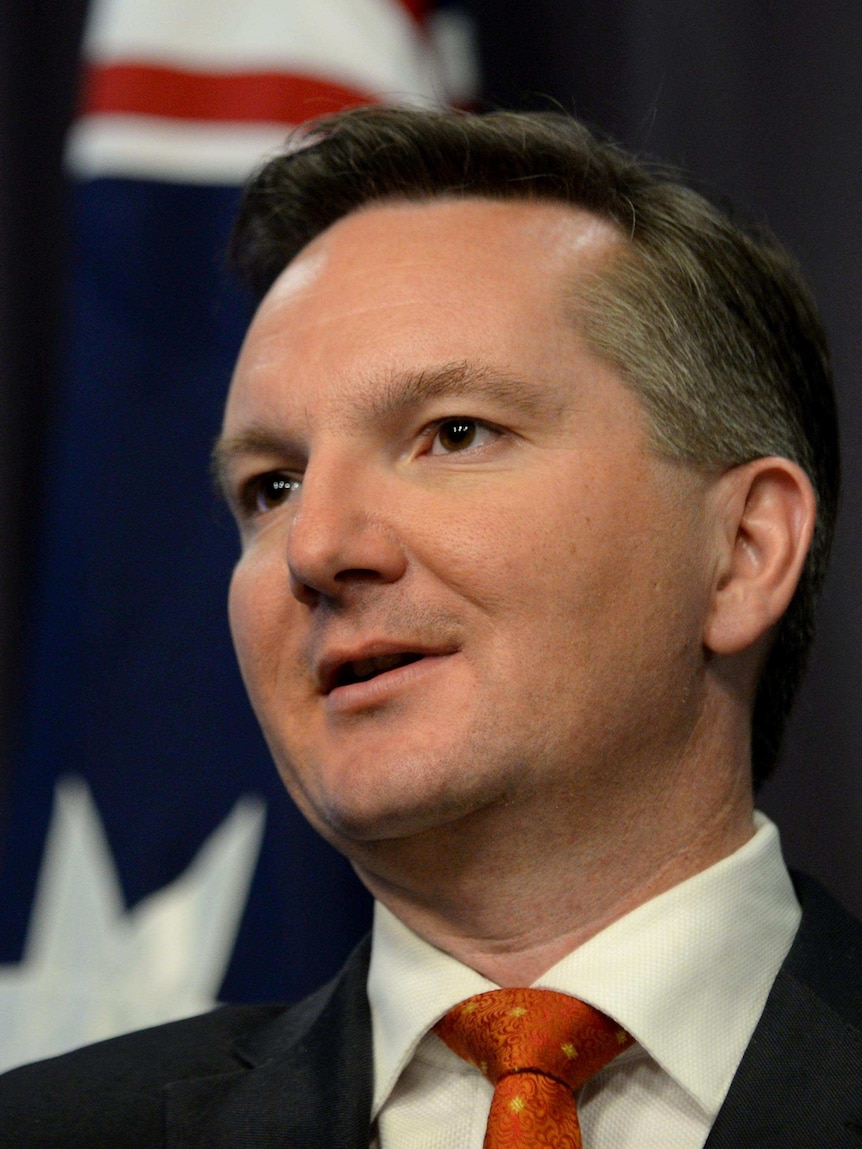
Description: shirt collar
xmin=368 ymin=812 xmax=800 ymax=1119
xmin=369 ymin=899 xmax=497 ymax=1116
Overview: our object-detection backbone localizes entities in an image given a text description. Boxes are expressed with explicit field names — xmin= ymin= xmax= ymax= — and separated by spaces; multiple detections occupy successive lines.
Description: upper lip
xmin=315 ymin=641 xmax=457 ymax=694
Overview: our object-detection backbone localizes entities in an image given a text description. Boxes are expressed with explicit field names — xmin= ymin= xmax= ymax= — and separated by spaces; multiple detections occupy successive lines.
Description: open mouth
xmin=331 ymin=652 xmax=425 ymax=690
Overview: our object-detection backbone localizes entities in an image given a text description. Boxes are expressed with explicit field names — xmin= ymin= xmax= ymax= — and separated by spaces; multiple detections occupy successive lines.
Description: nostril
xmin=333 ymin=568 xmax=388 ymax=583
xmin=286 ymin=503 xmax=408 ymax=599
xmin=288 ymin=569 xmax=321 ymax=607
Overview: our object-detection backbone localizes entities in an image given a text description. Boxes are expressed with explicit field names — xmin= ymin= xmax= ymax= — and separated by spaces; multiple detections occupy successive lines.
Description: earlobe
xmin=703 ymin=457 xmax=817 ymax=656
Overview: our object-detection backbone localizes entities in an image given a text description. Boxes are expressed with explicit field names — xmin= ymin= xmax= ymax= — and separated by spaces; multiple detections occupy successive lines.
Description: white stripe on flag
xmin=82 ymin=0 xmax=443 ymax=106
xmin=67 ymin=116 xmax=301 ymax=184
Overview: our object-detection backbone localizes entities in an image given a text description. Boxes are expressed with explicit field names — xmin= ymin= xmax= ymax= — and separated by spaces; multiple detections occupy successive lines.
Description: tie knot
xmin=434 ymin=988 xmax=632 ymax=1091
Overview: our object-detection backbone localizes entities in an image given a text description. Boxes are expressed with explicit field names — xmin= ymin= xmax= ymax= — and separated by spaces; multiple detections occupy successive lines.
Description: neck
xmin=352 ymin=745 xmax=754 ymax=986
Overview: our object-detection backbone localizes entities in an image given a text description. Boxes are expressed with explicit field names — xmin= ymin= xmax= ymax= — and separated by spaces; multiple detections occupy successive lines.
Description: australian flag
xmin=0 ymin=0 xmax=476 ymax=1071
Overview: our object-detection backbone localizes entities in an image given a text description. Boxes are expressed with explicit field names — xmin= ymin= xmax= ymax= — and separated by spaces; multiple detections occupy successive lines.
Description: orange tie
xmin=434 ymin=988 xmax=633 ymax=1149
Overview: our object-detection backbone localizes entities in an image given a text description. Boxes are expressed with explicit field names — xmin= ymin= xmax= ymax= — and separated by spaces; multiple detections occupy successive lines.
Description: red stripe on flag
xmin=395 ymin=0 xmax=429 ymax=21
xmin=81 ymin=63 xmax=375 ymax=124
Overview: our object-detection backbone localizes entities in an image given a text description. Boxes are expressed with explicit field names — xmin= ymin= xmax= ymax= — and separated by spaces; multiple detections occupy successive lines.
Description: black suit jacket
xmin=2 ymin=873 xmax=862 ymax=1147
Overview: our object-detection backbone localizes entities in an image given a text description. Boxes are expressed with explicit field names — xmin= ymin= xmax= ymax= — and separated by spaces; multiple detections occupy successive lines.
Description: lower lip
xmin=324 ymin=653 xmax=455 ymax=714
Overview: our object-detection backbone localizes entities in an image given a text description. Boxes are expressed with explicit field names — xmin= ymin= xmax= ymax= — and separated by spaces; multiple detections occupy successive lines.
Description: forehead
xmin=224 ymin=197 xmax=622 ymax=429
xmin=263 ymin=196 xmax=618 ymax=320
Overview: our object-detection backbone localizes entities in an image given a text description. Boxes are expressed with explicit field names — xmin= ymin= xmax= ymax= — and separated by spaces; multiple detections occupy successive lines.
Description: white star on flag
xmin=0 ymin=778 xmax=265 ymax=1073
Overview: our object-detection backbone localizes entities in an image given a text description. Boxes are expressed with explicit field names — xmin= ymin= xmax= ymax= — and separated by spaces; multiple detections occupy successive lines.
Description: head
xmin=228 ymin=106 xmax=839 ymax=790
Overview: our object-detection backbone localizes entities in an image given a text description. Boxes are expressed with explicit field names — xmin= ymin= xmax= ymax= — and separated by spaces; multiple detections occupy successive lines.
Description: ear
xmin=703 ymin=457 xmax=817 ymax=656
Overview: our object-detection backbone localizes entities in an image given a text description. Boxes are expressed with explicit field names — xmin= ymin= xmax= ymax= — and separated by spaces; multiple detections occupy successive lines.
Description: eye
xmin=241 ymin=471 xmax=301 ymax=515
xmin=429 ymin=418 xmax=496 ymax=455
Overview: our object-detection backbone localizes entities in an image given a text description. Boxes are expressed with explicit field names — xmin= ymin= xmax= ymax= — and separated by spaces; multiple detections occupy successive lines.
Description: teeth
xmin=330 ymin=652 xmax=426 ymax=690
xmin=351 ymin=653 xmax=414 ymax=681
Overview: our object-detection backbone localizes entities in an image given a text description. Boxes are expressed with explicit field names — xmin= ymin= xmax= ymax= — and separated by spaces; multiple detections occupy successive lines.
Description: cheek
xmin=227 ymin=564 xmax=260 ymax=696
xmin=530 ymin=479 xmax=688 ymax=650
xmin=227 ymin=550 xmax=289 ymax=697
xmin=411 ymin=482 xmax=612 ymax=636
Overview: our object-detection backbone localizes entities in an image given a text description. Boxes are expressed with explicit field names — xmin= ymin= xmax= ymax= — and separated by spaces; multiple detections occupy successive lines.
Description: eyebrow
xmin=353 ymin=360 xmax=565 ymax=427
xmin=211 ymin=360 xmax=564 ymax=497
xmin=211 ymin=426 xmax=295 ymax=503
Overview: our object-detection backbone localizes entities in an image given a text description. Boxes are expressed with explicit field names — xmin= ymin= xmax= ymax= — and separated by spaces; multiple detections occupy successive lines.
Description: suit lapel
xmin=705 ymin=968 xmax=862 ymax=1148
xmin=164 ymin=937 xmax=373 ymax=1149
xmin=706 ymin=877 xmax=862 ymax=1149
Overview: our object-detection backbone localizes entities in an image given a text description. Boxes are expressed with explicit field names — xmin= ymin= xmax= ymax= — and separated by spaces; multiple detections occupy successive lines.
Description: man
xmin=1 ymin=107 xmax=858 ymax=1147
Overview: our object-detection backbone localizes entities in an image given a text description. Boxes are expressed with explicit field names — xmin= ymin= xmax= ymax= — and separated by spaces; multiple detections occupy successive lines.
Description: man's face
xmin=220 ymin=198 xmax=717 ymax=853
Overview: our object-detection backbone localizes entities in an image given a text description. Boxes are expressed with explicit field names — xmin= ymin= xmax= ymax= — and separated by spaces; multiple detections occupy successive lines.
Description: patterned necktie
xmin=434 ymin=988 xmax=633 ymax=1148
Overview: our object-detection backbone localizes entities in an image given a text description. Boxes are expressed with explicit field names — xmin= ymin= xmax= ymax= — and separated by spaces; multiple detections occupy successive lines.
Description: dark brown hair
xmin=230 ymin=106 xmax=840 ymax=787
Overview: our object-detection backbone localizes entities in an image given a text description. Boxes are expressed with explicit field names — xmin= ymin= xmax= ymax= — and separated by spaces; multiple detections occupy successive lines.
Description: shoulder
xmin=0 ymin=1004 xmax=285 ymax=1147
xmin=706 ymin=876 xmax=862 ymax=1145
xmin=0 ymin=937 xmax=372 ymax=1148
xmin=786 ymin=871 xmax=862 ymax=1028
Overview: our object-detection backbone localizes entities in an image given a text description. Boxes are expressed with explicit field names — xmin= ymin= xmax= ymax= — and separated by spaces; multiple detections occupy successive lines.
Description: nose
xmin=286 ymin=459 xmax=407 ymax=605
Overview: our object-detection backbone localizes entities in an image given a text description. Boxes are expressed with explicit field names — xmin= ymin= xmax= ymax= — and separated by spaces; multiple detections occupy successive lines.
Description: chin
xmin=312 ymin=793 xmax=461 ymax=848
xmin=271 ymin=724 xmax=520 ymax=847
xmin=285 ymin=766 xmax=488 ymax=852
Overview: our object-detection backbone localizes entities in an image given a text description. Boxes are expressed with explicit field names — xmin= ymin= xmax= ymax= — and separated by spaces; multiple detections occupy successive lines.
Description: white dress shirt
xmin=368 ymin=812 xmax=800 ymax=1148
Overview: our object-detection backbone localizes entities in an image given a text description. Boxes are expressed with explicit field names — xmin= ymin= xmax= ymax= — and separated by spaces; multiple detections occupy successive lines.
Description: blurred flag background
xmin=0 ymin=0 xmax=476 ymax=1068
xmin=1 ymin=0 xmax=860 ymax=1070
